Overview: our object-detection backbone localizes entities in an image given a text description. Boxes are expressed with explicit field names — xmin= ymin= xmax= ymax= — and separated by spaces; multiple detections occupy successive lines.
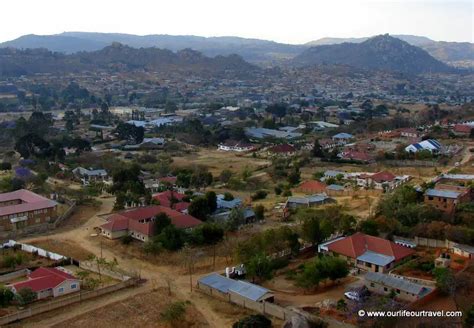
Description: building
xmin=339 ymin=150 xmax=374 ymax=163
xmin=72 ymin=167 xmax=109 ymax=185
xmin=320 ymin=233 xmax=415 ymax=273
xmin=356 ymin=171 xmax=410 ymax=191
xmin=0 ymin=189 xmax=57 ymax=231
xmin=285 ymin=194 xmax=334 ymax=209
xmin=405 ymin=139 xmax=442 ymax=153
xmin=452 ymin=243 xmax=474 ymax=259
xmin=293 ymin=180 xmax=327 ymax=194
xmin=452 ymin=124 xmax=473 ymax=137
xmin=332 ymin=133 xmax=354 ymax=145
xmin=153 ymin=190 xmax=189 ymax=212
xmin=365 ymin=272 xmax=431 ymax=302
xmin=123 ymin=138 xmax=165 ymax=150
xmin=245 ymin=127 xmax=302 ymax=140
xmin=216 ymin=194 xmax=242 ymax=210
xmin=399 ymin=128 xmax=420 ymax=138
xmin=268 ymin=144 xmax=296 ymax=156
xmin=9 ymin=267 xmax=80 ymax=300
xmin=424 ymin=188 xmax=470 ymax=216
xmin=100 ymin=205 xmax=202 ymax=242
xmin=218 ymin=140 xmax=254 ymax=152
xmin=197 ymin=273 xmax=274 ymax=303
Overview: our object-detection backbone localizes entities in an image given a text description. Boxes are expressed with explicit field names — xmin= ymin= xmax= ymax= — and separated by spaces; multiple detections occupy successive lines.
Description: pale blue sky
xmin=1 ymin=0 xmax=472 ymax=43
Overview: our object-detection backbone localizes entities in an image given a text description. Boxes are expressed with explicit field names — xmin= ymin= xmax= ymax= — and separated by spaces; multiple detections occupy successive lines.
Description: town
xmin=0 ymin=2 xmax=473 ymax=327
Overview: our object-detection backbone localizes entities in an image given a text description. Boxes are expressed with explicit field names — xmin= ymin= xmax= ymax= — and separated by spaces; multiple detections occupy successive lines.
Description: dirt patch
xmin=57 ymin=205 xmax=101 ymax=229
xmin=29 ymin=239 xmax=94 ymax=261
xmin=51 ymin=289 xmax=209 ymax=328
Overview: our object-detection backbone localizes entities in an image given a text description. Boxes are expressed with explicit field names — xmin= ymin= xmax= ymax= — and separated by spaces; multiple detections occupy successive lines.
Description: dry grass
xmin=29 ymin=239 xmax=94 ymax=261
xmin=51 ymin=289 xmax=209 ymax=328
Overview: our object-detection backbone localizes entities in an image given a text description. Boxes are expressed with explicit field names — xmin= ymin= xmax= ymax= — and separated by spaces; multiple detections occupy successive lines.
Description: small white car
xmin=344 ymin=291 xmax=360 ymax=301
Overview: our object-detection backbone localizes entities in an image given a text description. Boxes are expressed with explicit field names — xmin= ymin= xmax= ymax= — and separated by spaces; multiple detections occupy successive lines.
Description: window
xmin=383 ymin=287 xmax=388 ymax=292
xmin=370 ymin=283 xmax=374 ymax=287
xmin=58 ymin=287 xmax=64 ymax=293
xmin=71 ymin=283 xmax=77 ymax=289
xmin=35 ymin=218 xmax=41 ymax=224
xmin=428 ymin=196 xmax=434 ymax=200
xmin=396 ymin=289 xmax=400 ymax=294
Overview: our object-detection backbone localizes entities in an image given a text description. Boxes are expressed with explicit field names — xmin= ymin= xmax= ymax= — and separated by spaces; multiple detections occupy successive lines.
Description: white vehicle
xmin=344 ymin=291 xmax=361 ymax=301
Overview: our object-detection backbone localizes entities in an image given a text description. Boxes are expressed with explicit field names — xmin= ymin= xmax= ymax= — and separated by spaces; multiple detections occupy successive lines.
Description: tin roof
xmin=425 ymin=189 xmax=461 ymax=199
xmin=365 ymin=272 xmax=430 ymax=296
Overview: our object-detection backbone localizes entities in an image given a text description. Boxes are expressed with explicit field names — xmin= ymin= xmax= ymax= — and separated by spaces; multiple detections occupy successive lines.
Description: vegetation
xmin=232 ymin=314 xmax=271 ymax=328
xmin=295 ymin=256 xmax=349 ymax=290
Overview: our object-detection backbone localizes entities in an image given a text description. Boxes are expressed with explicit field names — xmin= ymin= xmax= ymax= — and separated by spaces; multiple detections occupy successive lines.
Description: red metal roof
xmin=102 ymin=205 xmax=202 ymax=236
xmin=454 ymin=124 xmax=472 ymax=134
xmin=269 ymin=144 xmax=296 ymax=153
xmin=153 ymin=190 xmax=187 ymax=208
xmin=327 ymin=232 xmax=414 ymax=261
xmin=0 ymin=189 xmax=57 ymax=217
xmin=11 ymin=267 xmax=77 ymax=293
xmin=370 ymin=171 xmax=396 ymax=183
xmin=296 ymin=180 xmax=327 ymax=193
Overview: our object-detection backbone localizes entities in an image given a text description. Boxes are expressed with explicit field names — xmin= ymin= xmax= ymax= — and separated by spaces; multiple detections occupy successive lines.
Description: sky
xmin=0 ymin=0 xmax=472 ymax=44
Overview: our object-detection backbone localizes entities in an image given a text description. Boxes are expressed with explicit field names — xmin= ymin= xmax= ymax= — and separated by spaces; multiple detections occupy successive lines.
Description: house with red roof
xmin=319 ymin=233 xmax=415 ymax=273
xmin=452 ymin=124 xmax=473 ymax=136
xmin=100 ymin=205 xmax=202 ymax=242
xmin=153 ymin=190 xmax=189 ymax=212
xmin=9 ymin=267 xmax=80 ymax=300
xmin=293 ymin=180 xmax=327 ymax=194
xmin=268 ymin=144 xmax=296 ymax=156
xmin=357 ymin=171 xmax=410 ymax=191
xmin=0 ymin=189 xmax=57 ymax=232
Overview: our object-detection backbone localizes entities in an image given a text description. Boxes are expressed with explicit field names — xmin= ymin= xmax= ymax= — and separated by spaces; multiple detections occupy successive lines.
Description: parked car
xmin=344 ymin=291 xmax=361 ymax=301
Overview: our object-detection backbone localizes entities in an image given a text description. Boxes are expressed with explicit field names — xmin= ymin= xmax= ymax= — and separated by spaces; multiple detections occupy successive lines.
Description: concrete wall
xmin=0 ymin=278 xmax=139 ymax=326
xmin=0 ymin=269 xmax=28 ymax=283
xmin=79 ymin=261 xmax=131 ymax=282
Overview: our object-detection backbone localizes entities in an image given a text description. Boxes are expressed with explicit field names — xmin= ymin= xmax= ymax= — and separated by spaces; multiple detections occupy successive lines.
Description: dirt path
xmin=19 ymin=197 xmax=230 ymax=328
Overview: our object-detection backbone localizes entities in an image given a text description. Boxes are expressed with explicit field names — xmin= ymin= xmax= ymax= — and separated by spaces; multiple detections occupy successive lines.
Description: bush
xmin=161 ymin=301 xmax=187 ymax=323
xmin=0 ymin=287 xmax=14 ymax=307
xmin=121 ymin=235 xmax=133 ymax=245
xmin=251 ymin=190 xmax=268 ymax=201
xmin=233 ymin=314 xmax=271 ymax=328
xmin=16 ymin=287 xmax=37 ymax=305
xmin=0 ymin=162 xmax=11 ymax=171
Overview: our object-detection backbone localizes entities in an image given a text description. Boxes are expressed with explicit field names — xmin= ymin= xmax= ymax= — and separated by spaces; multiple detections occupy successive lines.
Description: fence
xmin=0 ymin=269 xmax=28 ymax=283
xmin=393 ymin=235 xmax=457 ymax=250
xmin=389 ymin=272 xmax=437 ymax=288
xmin=384 ymin=160 xmax=438 ymax=167
xmin=197 ymin=284 xmax=293 ymax=321
xmin=79 ymin=261 xmax=132 ymax=281
xmin=0 ymin=278 xmax=139 ymax=326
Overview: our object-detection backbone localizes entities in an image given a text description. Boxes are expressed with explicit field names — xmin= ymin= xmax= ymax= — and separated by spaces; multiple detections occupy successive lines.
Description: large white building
xmin=405 ymin=139 xmax=442 ymax=153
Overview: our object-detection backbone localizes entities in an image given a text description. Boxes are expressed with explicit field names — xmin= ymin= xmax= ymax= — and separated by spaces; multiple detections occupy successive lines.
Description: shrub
xmin=16 ymin=287 xmax=37 ymax=305
xmin=233 ymin=314 xmax=271 ymax=328
xmin=161 ymin=301 xmax=187 ymax=323
xmin=251 ymin=190 xmax=267 ymax=201
xmin=121 ymin=235 xmax=133 ymax=245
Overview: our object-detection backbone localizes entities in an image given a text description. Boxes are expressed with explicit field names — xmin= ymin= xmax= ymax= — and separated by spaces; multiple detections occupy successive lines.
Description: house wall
xmin=36 ymin=288 xmax=53 ymax=300
xmin=0 ymin=206 xmax=57 ymax=232
xmin=366 ymin=281 xmax=419 ymax=302
xmin=101 ymin=229 xmax=128 ymax=240
xmin=424 ymin=195 xmax=457 ymax=215
xmin=53 ymin=279 xmax=80 ymax=297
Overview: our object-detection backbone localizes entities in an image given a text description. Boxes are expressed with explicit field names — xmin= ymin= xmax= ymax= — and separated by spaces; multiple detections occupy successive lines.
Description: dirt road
xmin=19 ymin=197 xmax=233 ymax=328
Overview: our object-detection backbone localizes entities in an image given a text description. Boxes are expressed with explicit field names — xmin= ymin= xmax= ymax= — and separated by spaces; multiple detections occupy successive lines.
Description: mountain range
xmin=293 ymin=35 xmax=453 ymax=74
xmin=0 ymin=43 xmax=257 ymax=77
xmin=1 ymin=32 xmax=472 ymax=66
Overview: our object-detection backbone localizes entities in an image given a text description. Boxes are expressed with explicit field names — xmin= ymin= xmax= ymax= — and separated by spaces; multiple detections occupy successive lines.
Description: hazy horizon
xmin=0 ymin=0 xmax=472 ymax=45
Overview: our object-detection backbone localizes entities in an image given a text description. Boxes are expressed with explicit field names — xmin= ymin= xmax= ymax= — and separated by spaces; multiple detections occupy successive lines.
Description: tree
xmin=301 ymin=216 xmax=325 ymax=245
xmin=246 ymin=253 xmax=273 ymax=282
xmin=205 ymin=191 xmax=217 ymax=213
xmin=312 ymin=139 xmax=325 ymax=158
xmin=233 ymin=314 xmax=272 ymax=328
xmin=465 ymin=305 xmax=474 ymax=327
xmin=15 ymin=133 xmax=50 ymax=159
xmin=265 ymin=103 xmax=287 ymax=123
xmin=254 ymin=205 xmax=265 ymax=221
xmin=288 ymin=167 xmax=301 ymax=186
xmin=0 ymin=287 xmax=14 ymax=307
xmin=17 ymin=287 xmax=37 ymax=305
xmin=153 ymin=213 xmax=172 ymax=236
xmin=219 ymin=169 xmax=232 ymax=184
xmin=296 ymin=256 xmax=348 ymax=290
xmin=188 ymin=196 xmax=210 ymax=221
xmin=360 ymin=220 xmax=379 ymax=236
xmin=115 ymin=122 xmax=144 ymax=144
xmin=227 ymin=207 xmax=245 ymax=231
xmin=433 ymin=268 xmax=456 ymax=295
xmin=157 ymin=225 xmax=184 ymax=251
xmin=223 ymin=192 xmax=234 ymax=201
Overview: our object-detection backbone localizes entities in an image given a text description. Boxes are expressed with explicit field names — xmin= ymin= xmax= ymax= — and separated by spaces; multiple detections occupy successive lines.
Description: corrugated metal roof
xmin=357 ymin=251 xmax=394 ymax=266
xmin=425 ymin=189 xmax=461 ymax=199
xmin=365 ymin=272 xmax=430 ymax=295
xmin=198 ymin=273 xmax=271 ymax=301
